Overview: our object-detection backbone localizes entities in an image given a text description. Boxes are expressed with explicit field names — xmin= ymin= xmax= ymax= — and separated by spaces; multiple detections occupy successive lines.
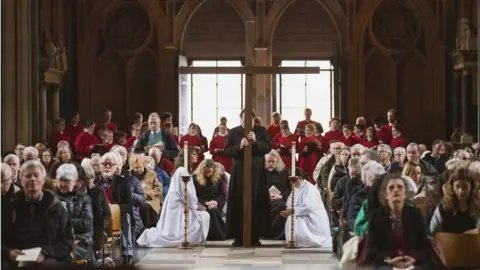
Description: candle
xmin=183 ymin=141 xmax=189 ymax=176
xmin=291 ymin=142 xmax=296 ymax=177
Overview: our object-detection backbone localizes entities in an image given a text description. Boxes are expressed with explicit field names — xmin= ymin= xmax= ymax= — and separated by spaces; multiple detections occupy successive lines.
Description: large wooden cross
xmin=178 ymin=21 xmax=320 ymax=247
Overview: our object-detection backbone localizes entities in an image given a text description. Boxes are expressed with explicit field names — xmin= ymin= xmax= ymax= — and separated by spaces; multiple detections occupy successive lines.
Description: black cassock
xmin=266 ymin=169 xmax=291 ymax=240
xmin=193 ymin=175 xmax=226 ymax=241
xmin=224 ymin=125 xmax=272 ymax=244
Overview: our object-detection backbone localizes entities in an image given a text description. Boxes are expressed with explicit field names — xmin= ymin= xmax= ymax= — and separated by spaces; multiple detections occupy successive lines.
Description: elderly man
xmin=133 ymin=112 xmax=178 ymax=161
xmin=148 ymin=147 xmax=171 ymax=197
xmin=4 ymin=154 xmax=21 ymax=191
xmin=265 ymin=150 xmax=290 ymax=239
xmin=377 ymin=144 xmax=401 ymax=173
xmin=421 ymin=140 xmax=446 ymax=174
xmin=22 ymin=146 xmax=39 ymax=162
xmin=1 ymin=163 xmax=14 ymax=196
xmin=2 ymin=160 xmax=74 ymax=267
xmin=406 ymin=143 xmax=438 ymax=178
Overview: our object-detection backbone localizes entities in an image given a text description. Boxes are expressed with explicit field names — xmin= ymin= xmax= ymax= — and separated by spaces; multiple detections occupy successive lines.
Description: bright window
xmin=276 ymin=60 xmax=333 ymax=133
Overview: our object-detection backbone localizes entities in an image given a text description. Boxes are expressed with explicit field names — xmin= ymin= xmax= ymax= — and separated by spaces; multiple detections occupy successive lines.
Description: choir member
xmin=95 ymin=124 xmax=107 ymax=142
xmin=265 ymin=151 xmax=290 ymax=239
xmin=385 ymin=108 xmax=399 ymax=133
xmin=132 ymin=112 xmax=143 ymax=126
xmin=125 ymin=124 xmax=141 ymax=150
xmin=298 ymin=124 xmax=322 ymax=184
xmin=212 ymin=117 xmax=229 ymax=137
xmin=100 ymin=108 xmax=118 ymax=132
xmin=103 ymin=129 xmax=115 ymax=153
xmin=274 ymin=120 xmax=297 ymax=170
xmin=323 ymin=117 xmax=342 ymax=150
xmin=210 ymin=123 xmax=232 ymax=173
xmin=281 ymin=168 xmax=332 ymax=248
xmin=224 ymin=109 xmax=272 ymax=246
xmin=356 ymin=116 xmax=366 ymax=125
xmin=391 ymin=124 xmax=406 ymax=149
xmin=133 ymin=112 xmax=179 ymax=161
xmin=74 ymin=120 xmax=102 ymax=160
xmin=353 ymin=124 xmax=365 ymax=139
xmin=160 ymin=112 xmax=173 ymax=126
xmin=193 ymin=159 xmax=226 ymax=241
xmin=196 ymin=125 xmax=209 ymax=162
xmin=114 ymin=131 xmax=127 ymax=147
xmin=373 ymin=116 xmax=392 ymax=145
xmin=179 ymin=123 xmax=204 ymax=168
xmin=50 ymin=118 xmax=70 ymax=156
xmin=338 ymin=124 xmax=359 ymax=147
xmin=267 ymin=112 xmax=282 ymax=145
xmin=137 ymin=147 xmax=210 ymax=247
xmin=254 ymin=117 xmax=263 ymax=126
xmin=66 ymin=113 xmax=84 ymax=145
xmin=295 ymin=108 xmax=317 ymax=139
xmin=140 ymin=121 xmax=149 ymax=135
xmin=163 ymin=122 xmax=179 ymax=145
xmin=361 ymin=127 xmax=379 ymax=148
xmin=313 ymin=122 xmax=325 ymax=161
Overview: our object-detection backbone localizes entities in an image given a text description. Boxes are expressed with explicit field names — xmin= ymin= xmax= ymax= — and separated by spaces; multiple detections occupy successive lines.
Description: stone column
xmin=52 ymin=86 xmax=61 ymax=122
xmin=452 ymin=71 xmax=461 ymax=132
xmin=461 ymin=69 xmax=472 ymax=134
xmin=40 ymin=84 xmax=48 ymax=143
xmin=254 ymin=48 xmax=273 ymax=125
xmin=161 ymin=46 xmax=179 ymax=126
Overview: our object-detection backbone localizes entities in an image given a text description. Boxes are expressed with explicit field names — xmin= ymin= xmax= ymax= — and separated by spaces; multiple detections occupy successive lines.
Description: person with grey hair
xmin=1 ymin=163 xmax=14 ymax=196
xmin=133 ymin=112 xmax=179 ymax=160
xmin=2 ymin=160 xmax=74 ymax=267
xmin=377 ymin=144 xmax=401 ymax=173
xmin=23 ymin=146 xmax=39 ymax=162
xmin=4 ymin=154 xmax=21 ymax=191
xmin=264 ymin=150 xmax=290 ymax=239
xmin=50 ymin=146 xmax=74 ymax=179
xmin=148 ymin=147 xmax=171 ymax=198
xmin=56 ymin=164 xmax=94 ymax=261
xmin=406 ymin=143 xmax=439 ymax=178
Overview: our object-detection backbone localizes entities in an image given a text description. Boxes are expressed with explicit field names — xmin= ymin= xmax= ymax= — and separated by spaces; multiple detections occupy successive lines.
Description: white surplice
xmin=285 ymin=180 xmax=332 ymax=248
xmin=136 ymin=167 xmax=210 ymax=247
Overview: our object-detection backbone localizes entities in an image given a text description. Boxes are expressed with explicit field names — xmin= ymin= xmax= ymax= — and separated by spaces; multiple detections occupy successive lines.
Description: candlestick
xmin=291 ymin=142 xmax=296 ymax=177
xmin=183 ymin=141 xmax=189 ymax=176
xmin=285 ymin=175 xmax=298 ymax=249
xmin=178 ymin=174 xmax=193 ymax=249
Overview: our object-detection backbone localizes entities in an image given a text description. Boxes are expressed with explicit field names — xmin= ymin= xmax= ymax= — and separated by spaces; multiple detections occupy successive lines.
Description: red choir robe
xmin=96 ymin=121 xmax=118 ymax=133
xmin=314 ymin=135 xmax=325 ymax=162
xmin=361 ymin=138 xmax=379 ymax=149
xmin=275 ymin=134 xmax=298 ymax=170
xmin=267 ymin=124 xmax=281 ymax=145
xmin=66 ymin=124 xmax=83 ymax=145
xmin=295 ymin=119 xmax=317 ymax=139
xmin=50 ymin=131 xmax=70 ymax=156
xmin=179 ymin=134 xmax=204 ymax=169
xmin=391 ymin=136 xmax=406 ymax=149
xmin=74 ymin=131 xmax=101 ymax=160
xmin=323 ymin=129 xmax=343 ymax=150
xmin=125 ymin=136 xmax=137 ymax=149
xmin=298 ymin=135 xmax=322 ymax=184
xmin=159 ymin=157 xmax=174 ymax=176
xmin=376 ymin=127 xmax=392 ymax=145
xmin=104 ymin=143 xmax=114 ymax=153
xmin=209 ymin=135 xmax=232 ymax=173
xmin=338 ymin=135 xmax=359 ymax=147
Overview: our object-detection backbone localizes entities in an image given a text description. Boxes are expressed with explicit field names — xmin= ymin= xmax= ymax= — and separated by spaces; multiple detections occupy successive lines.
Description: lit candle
xmin=291 ymin=142 xmax=296 ymax=177
xmin=183 ymin=141 xmax=189 ymax=176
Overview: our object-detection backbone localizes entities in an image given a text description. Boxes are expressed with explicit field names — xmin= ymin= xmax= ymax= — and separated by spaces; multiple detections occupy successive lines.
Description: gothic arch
xmin=266 ymin=0 xmax=347 ymax=49
xmin=175 ymin=0 xmax=254 ymax=48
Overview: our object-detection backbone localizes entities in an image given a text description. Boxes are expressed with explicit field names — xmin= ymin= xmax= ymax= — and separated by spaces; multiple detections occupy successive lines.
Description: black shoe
xmin=231 ymin=241 xmax=243 ymax=247
xmin=122 ymin=255 xmax=134 ymax=266
xmin=252 ymin=240 xmax=262 ymax=247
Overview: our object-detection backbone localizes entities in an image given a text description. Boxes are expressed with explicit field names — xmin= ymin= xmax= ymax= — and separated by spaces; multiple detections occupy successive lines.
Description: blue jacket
xmin=154 ymin=167 xmax=170 ymax=198
xmin=125 ymin=174 xmax=146 ymax=231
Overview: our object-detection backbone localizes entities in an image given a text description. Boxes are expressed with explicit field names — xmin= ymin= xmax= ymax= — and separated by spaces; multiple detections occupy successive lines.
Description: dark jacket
xmin=88 ymin=185 xmax=111 ymax=250
xmin=367 ymin=206 xmax=431 ymax=268
xmin=344 ymin=182 xmax=367 ymax=231
xmin=329 ymin=165 xmax=348 ymax=192
xmin=422 ymin=153 xmax=446 ymax=174
xmin=125 ymin=173 xmax=146 ymax=230
xmin=133 ymin=128 xmax=179 ymax=161
xmin=2 ymin=190 xmax=74 ymax=262
xmin=331 ymin=174 xmax=349 ymax=211
xmin=107 ymin=175 xmax=135 ymax=227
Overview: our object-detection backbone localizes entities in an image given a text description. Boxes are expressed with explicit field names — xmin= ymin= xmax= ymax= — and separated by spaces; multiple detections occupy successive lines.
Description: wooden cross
xmin=178 ymin=21 xmax=320 ymax=247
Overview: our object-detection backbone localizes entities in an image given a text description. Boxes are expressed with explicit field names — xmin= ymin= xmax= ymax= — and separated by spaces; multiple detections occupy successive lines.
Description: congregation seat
xmin=435 ymin=232 xmax=480 ymax=269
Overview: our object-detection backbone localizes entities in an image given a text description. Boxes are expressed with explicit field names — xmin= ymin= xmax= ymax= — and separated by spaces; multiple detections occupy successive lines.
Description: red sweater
xmin=50 ymin=131 xmax=70 ymax=155
xmin=159 ymin=158 xmax=174 ymax=176
xmin=267 ymin=124 xmax=281 ymax=144
xmin=323 ymin=130 xmax=343 ymax=149
xmin=74 ymin=131 xmax=101 ymax=160
xmin=361 ymin=138 xmax=379 ymax=149
xmin=125 ymin=136 xmax=137 ymax=149
xmin=376 ymin=127 xmax=392 ymax=145
xmin=391 ymin=136 xmax=406 ymax=149
xmin=338 ymin=135 xmax=360 ymax=147
xmin=210 ymin=135 xmax=232 ymax=173
xmin=295 ymin=119 xmax=317 ymax=138
xmin=66 ymin=124 xmax=83 ymax=145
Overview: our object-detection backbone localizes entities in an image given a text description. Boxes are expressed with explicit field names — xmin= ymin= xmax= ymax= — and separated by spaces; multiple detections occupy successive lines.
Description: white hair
xmin=394 ymin=147 xmax=406 ymax=155
xmin=148 ymin=112 xmax=160 ymax=121
xmin=1 ymin=163 xmax=13 ymax=180
xmin=111 ymin=145 xmax=128 ymax=156
xmin=111 ymin=152 xmax=123 ymax=165
xmin=81 ymin=159 xmax=95 ymax=179
xmin=351 ymin=144 xmax=365 ymax=153
xmin=378 ymin=144 xmax=392 ymax=154
xmin=362 ymin=161 xmax=385 ymax=185
xmin=101 ymin=152 xmax=119 ymax=164
xmin=90 ymin=154 xmax=101 ymax=164
xmin=400 ymin=175 xmax=418 ymax=198
xmin=56 ymin=164 xmax=78 ymax=181
xmin=265 ymin=150 xmax=285 ymax=172
xmin=406 ymin=142 xmax=419 ymax=150
xmin=20 ymin=160 xmax=46 ymax=178
xmin=453 ymin=149 xmax=470 ymax=160
xmin=4 ymin=154 xmax=19 ymax=164
xmin=23 ymin=146 xmax=38 ymax=157
xmin=445 ymin=158 xmax=467 ymax=171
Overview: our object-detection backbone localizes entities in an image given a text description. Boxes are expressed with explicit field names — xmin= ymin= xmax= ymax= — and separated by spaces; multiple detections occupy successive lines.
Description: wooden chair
xmin=435 ymin=232 xmax=480 ymax=268
xmin=103 ymin=204 xmax=121 ymax=261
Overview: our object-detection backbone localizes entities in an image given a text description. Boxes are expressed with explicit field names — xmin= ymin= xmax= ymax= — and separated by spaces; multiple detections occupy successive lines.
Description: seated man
xmin=2 ymin=160 xmax=74 ymax=267
xmin=281 ymin=168 xmax=332 ymax=248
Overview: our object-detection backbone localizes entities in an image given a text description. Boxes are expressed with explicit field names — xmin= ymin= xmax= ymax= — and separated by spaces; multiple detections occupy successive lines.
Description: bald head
xmin=148 ymin=147 xmax=162 ymax=164
xmin=356 ymin=117 xmax=366 ymax=125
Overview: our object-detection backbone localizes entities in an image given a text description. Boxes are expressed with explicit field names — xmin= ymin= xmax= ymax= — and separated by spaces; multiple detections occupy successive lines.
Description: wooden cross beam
xmin=178 ymin=21 xmax=319 ymax=247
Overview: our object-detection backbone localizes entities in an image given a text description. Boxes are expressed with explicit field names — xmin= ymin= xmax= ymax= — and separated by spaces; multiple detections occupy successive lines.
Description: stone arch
xmin=267 ymin=0 xmax=346 ymax=49
xmin=175 ymin=0 xmax=254 ymax=49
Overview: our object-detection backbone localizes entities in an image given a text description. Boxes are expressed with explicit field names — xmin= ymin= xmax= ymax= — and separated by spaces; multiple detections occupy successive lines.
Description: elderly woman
xmin=366 ymin=173 xmax=434 ymax=270
xmin=23 ymin=146 xmax=39 ymax=162
xmin=129 ymin=154 xmax=163 ymax=229
xmin=193 ymin=159 xmax=226 ymax=240
xmin=90 ymin=154 xmax=102 ymax=176
xmin=40 ymin=150 xmax=54 ymax=171
xmin=81 ymin=159 xmax=111 ymax=256
xmin=393 ymin=147 xmax=406 ymax=168
xmin=2 ymin=160 xmax=74 ymax=267
xmin=56 ymin=164 xmax=94 ymax=261
xmin=430 ymin=166 xmax=480 ymax=234
xmin=328 ymin=147 xmax=351 ymax=191
xmin=50 ymin=146 xmax=75 ymax=179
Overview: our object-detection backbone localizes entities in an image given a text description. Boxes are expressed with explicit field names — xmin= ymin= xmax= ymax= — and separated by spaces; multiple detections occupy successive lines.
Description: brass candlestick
xmin=178 ymin=174 xmax=194 ymax=249
xmin=285 ymin=176 xmax=298 ymax=249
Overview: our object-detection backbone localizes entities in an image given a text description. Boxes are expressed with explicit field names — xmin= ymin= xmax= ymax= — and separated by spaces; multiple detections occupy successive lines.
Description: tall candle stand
xmin=178 ymin=142 xmax=193 ymax=249
xmin=285 ymin=143 xmax=298 ymax=249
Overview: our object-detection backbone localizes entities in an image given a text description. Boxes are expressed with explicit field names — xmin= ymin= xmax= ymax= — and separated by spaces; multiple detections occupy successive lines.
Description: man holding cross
xmin=223 ymin=109 xmax=272 ymax=246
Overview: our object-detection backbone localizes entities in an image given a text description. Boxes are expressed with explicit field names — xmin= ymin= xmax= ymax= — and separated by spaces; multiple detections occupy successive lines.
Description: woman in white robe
xmin=282 ymin=177 xmax=332 ymax=248
xmin=137 ymin=165 xmax=210 ymax=247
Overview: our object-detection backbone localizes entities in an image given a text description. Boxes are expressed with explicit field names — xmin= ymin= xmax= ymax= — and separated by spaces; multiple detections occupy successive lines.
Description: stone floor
xmin=135 ymin=240 xmax=348 ymax=270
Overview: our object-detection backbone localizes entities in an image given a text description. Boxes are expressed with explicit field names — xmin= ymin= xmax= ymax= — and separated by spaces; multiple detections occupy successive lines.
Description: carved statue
xmin=41 ymin=29 xmax=68 ymax=85
xmin=456 ymin=17 xmax=471 ymax=50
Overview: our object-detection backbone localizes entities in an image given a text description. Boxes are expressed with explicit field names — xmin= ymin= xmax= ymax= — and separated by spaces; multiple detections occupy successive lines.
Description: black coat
xmin=2 ymin=190 xmax=74 ymax=262
xmin=133 ymin=128 xmax=179 ymax=161
xmin=88 ymin=186 xmax=111 ymax=250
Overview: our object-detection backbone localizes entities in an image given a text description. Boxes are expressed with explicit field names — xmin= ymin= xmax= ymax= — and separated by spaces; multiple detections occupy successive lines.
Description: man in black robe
xmin=224 ymin=109 xmax=272 ymax=246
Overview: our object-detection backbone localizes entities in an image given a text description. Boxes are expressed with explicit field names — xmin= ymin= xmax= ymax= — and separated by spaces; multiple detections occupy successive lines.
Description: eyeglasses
xmin=101 ymin=162 xmax=116 ymax=167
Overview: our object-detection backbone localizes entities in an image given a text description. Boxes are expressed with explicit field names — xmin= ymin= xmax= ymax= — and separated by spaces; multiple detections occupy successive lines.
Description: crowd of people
xmin=1 ymin=107 xmax=480 ymax=269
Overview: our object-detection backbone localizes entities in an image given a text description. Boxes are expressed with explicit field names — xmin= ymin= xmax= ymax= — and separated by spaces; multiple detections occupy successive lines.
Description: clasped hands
xmin=197 ymin=201 xmax=218 ymax=211
xmin=280 ymin=208 xmax=293 ymax=217
xmin=386 ymin=255 xmax=416 ymax=269
xmin=240 ymin=132 xmax=256 ymax=148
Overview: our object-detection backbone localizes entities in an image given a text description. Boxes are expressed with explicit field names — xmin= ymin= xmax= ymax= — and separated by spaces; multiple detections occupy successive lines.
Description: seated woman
xmin=136 ymin=147 xmax=210 ymax=247
xmin=366 ymin=173 xmax=433 ymax=270
xmin=56 ymin=164 xmax=94 ymax=261
xmin=281 ymin=168 xmax=332 ymax=247
xmin=129 ymin=154 xmax=163 ymax=229
xmin=193 ymin=159 xmax=226 ymax=241
xmin=430 ymin=166 xmax=480 ymax=234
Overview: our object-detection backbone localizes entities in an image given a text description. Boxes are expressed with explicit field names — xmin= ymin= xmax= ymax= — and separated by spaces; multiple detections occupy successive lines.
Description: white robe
xmin=285 ymin=180 xmax=332 ymax=248
xmin=136 ymin=167 xmax=210 ymax=247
